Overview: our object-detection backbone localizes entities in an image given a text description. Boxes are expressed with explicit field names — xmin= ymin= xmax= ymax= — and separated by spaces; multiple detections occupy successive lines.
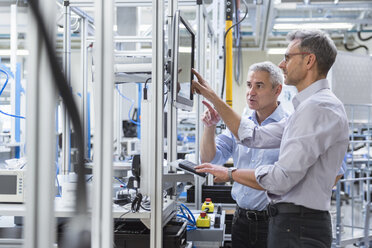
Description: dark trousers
xmin=232 ymin=207 xmax=269 ymax=248
xmin=267 ymin=209 xmax=332 ymax=248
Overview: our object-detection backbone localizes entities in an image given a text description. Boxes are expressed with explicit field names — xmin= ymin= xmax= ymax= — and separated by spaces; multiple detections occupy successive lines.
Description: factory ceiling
xmin=0 ymin=0 xmax=370 ymax=53
xmin=234 ymin=0 xmax=372 ymax=51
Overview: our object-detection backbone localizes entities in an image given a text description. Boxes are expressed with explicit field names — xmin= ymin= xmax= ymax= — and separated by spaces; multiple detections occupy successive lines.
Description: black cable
xmin=131 ymin=193 xmax=143 ymax=212
xmin=357 ymin=31 xmax=372 ymax=42
xmin=118 ymin=210 xmax=132 ymax=220
xmin=221 ymin=0 xmax=248 ymax=99
xmin=144 ymin=77 xmax=151 ymax=89
xmin=357 ymin=25 xmax=372 ymax=42
xmin=140 ymin=205 xmax=151 ymax=211
xmin=28 ymin=1 xmax=89 ymax=248
xmin=144 ymin=77 xmax=151 ymax=100
xmin=344 ymin=42 xmax=369 ymax=53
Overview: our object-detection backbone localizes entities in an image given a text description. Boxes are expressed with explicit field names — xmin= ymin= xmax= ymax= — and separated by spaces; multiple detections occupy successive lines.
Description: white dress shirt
xmin=237 ymin=79 xmax=349 ymax=211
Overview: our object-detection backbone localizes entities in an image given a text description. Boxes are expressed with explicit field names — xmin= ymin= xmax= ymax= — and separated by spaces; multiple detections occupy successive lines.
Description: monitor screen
xmin=172 ymin=10 xmax=195 ymax=111
xmin=0 ymin=175 xmax=17 ymax=194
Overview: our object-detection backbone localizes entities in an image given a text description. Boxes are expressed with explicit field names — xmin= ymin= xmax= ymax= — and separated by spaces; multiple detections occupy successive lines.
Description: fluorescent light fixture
xmin=179 ymin=46 xmax=192 ymax=53
xmin=267 ymin=48 xmax=287 ymax=55
xmin=274 ymin=23 xmax=354 ymax=30
xmin=0 ymin=49 xmax=29 ymax=56
xmin=275 ymin=3 xmax=296 ymax=10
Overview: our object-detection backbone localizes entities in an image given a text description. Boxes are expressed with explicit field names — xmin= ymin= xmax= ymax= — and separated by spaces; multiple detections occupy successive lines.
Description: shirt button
xmin=287 ymin=229 xmax=290 ymax=232
xmin=251 ymin=160 xmax=254 ymax=162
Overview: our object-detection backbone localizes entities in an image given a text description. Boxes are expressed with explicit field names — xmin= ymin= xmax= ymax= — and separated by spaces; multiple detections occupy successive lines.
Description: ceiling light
xmin=273 ymin=23 xmax=354 ymax=30
xmin=267 ymin=48 xmax=287 ymax=55
xmin=0 ymin=50 xmax=29 ymax=56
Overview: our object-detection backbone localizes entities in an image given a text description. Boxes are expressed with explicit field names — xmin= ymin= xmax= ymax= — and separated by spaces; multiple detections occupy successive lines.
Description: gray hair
xmin=248 ymin=61 xmax=283 ymax=88
xmin=287 ymin=29 xmax=337 ymax=76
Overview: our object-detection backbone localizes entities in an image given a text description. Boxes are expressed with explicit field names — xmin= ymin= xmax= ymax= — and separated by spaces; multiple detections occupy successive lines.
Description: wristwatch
xmin=228 ymin=167 xmax=237 ymax=183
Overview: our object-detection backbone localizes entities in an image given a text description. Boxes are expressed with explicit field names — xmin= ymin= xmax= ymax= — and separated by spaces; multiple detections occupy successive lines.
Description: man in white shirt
xmin=192 ymin=29 xmax=349 ymax=247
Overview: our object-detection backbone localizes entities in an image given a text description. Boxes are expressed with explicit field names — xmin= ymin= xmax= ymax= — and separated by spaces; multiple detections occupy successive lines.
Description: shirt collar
xmin=292 ymin=79 xmax=330 ymax=110
xmin=249 ymin=102 xmax=286 ymax=125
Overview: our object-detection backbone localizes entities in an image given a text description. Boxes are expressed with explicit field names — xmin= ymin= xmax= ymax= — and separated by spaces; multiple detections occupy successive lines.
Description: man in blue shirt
xmin=200 ymin=61 xmax=289 ymax=248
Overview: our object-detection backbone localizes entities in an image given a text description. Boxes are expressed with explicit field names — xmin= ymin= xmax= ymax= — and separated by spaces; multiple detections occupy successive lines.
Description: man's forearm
xmin=209 ymin=93 xmax=241 ymax=138
xmin=334 ymin=174 xmax=343 ymax=187
xmin=232 ymin=169 xmax=264 ymax=190
xmin=200 ymin=126 xmax=217 ymax=163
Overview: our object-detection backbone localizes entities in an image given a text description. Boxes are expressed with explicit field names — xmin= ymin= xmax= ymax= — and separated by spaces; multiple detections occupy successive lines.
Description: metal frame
xmin=25 ymin=0 xmax=57 ymax=247
xmin=166 ymin=0 xmax=178 ymax=173
xmin=91 ymin=0 xmax=115 ymax=247
xmin=61 ymin=0 xmax=72 ymax=174
xmin=333 ymin=104 xmax=372 ymax=247
xmin=150 ymin=1 xmax=165 ymax=247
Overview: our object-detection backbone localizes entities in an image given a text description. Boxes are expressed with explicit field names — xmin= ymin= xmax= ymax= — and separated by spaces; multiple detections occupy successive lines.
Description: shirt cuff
xmin=237 ymin=118 xmax=255 ymax=142
xmin=255 ymin=165 xmax=270 ymax=190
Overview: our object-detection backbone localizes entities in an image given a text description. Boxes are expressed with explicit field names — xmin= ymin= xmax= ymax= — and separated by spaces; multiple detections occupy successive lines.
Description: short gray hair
xmin=248 ymin=61 xmax=283 ymax=88
xmin=287 ymin=29 xmax=337 ymax=76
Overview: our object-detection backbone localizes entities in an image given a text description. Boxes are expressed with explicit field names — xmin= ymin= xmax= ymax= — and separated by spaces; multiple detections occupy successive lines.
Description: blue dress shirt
xmin=210 ymin=103 xmax=290 ymax=210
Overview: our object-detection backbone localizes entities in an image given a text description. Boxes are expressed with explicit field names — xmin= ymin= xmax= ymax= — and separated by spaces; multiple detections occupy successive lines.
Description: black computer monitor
xmin=171 ymin=10 xmax=195 ymax=112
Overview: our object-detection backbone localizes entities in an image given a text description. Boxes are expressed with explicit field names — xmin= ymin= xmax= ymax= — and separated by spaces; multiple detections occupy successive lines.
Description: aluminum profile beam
xmin=61 ymin=0 xmax=71 ymax=175
xmin=56 ymin=0 xmax=94 ymax=24
xmin=274 ymin=18 xmax=372 ymax=25
xmin=275 ymin=2 xmax=372 ymax=11
xmin=92 ymin=0 xmax=114 ymax=247
xmin=10 ymin=5 xmax=17 ymax=146
xmin=260 ymin=0 xmax=274 ymax=51
xmin=167 ymin=0 xmax=178 ymax=171
xmin=80 ymin=17 xmax=90 ymax=158
xmin=25 ymin=0 xmax=57 ymax=247
xmin=194 ymin=1 xmax=205 ymax=209
xmin=150 ymin=0 xmax=164 ymax=247
xmin=70 ymin=0 xmax=197 ymax=7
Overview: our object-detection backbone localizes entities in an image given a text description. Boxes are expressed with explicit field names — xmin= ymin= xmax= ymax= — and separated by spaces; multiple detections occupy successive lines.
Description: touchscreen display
xmin=0 ymin=175 xmax=17 ymax=194
xmin=177 ymin=21 xmax=193 ymax=100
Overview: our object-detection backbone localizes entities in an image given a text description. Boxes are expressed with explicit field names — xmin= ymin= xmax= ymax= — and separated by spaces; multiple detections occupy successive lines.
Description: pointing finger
xmin=192 ymin=68 xmax=203 ymax=81
xmin=202 ymin=100 xmax=215 ymax=112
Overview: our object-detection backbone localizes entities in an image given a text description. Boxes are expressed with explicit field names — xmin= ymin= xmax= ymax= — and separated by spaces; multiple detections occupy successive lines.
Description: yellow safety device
xmin=201 ymin=198 xmax=214 ymax=213
xmin=225 ymin=19 xmax=233 ymax=108
xmin=196 ymin=212 xmax=211 ymax=228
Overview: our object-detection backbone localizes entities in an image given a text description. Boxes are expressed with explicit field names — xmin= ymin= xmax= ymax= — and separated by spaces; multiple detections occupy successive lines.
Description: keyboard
xmin=178 ymin=160 xmax=207 ymax=177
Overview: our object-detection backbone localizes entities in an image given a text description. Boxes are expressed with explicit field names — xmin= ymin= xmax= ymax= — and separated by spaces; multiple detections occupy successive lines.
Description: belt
xmin=266 ymin=203 xmax=327 ymax=217
xmin=236 ymin=206 xmax=268 ymax=221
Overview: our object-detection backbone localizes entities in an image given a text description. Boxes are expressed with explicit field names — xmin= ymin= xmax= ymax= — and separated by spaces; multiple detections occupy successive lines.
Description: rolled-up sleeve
xmin=210 ymin=131 xmax=235 ymax=165
xmin=255 ymin=164 xmax=289 ymax=192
